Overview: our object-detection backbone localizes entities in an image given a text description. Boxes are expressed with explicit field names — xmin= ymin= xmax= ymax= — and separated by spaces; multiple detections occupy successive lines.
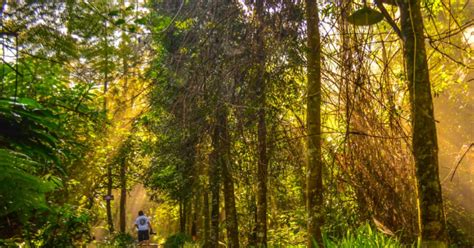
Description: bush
xmin=447 ymin=221 xmax=473 ymax=247
xmin=164 ymin=233 xmax=193 ymax=248
xmin=34 ymin=205 xmax=92 ymax=247
xmin=111 ymin=232 xmax=136 ymax=247
xmin=0 ymin=239 xmax=18 ymax=247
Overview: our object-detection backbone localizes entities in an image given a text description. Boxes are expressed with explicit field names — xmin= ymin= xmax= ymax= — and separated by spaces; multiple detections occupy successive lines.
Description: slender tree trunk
xmin=118 ymin=11 xmax=129 ymax=233
xmin=248 ymin=195 xmax=258 ymax=247
xmin=255 ymin=0 xmax=268 ymax=246
xmin=398 ymin=1 xmax=448 ymax=246
xmin=219 ymin=108 xmax=240 ymax=248
xmin=191 ymin=195 xmax=199 ymax=240
xmin=305 ymin=0 xmax=323 ymax=247
xmin=179 ymin=199 xmax=186 ymax=233
xmin=119 ymin=159 xmax=127 ymax=233
xmin=207 ymin=1 xmax=222 ymax=246
xmin=209 ymin=122 xmax=221 ymax=247
xmin=222 ymin=182 xmax=239 ymax=247
xmin=186 ymin=201 xmax=192 ymax=235
xmin=106 ymin=165 xmax=114 ymax=233
xmin=103 ymin=18 xmax=114 ymax=234
xmin=203 ymin=191 xmax=211 ymax=246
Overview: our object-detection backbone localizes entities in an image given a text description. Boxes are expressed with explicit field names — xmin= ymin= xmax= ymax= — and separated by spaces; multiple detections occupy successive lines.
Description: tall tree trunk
xmin=398 ymin=1 xmax=448 ymax=246
xmin=191 ymin=195 xmax=199 ymax=240
xmin=304 ymin=0 xmax=323 ymax=247
xmin=186 ymin=201 xmax=192 ymax=235
xmin=104 ymin=18 xmax=114 ymax=234
xmin=219 ymin=108 xmax=240 ymax=248
xmin=207 ymin=0 xmax=222 ymax=246
xmin=119 ymin=159 xmax=127 ymax=233
xmin=203 ymin=190 xmax=211 ymax=246
xmin=179 ymin=199 xmax=186 ymax=233
xmin=248 ymin=195 xmax=258 ymax=247
xmin=209 ymin=122 xmax=221 ymax=247
xmin=106 ymin=165 xmax=114 ymax=233
xmin=118 ymin=9 xmax=129 ymax=233
xmin=255 ymin=0 xmax=268 ymax=246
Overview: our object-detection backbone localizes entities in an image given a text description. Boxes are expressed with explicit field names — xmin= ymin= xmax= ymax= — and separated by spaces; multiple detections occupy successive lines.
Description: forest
xmin=0 ymin=0 xmax=473 ymax=247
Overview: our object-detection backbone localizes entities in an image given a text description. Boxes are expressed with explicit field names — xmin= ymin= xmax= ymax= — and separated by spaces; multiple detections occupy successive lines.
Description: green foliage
xmin=0 ymin=63 xmax=99 ymax=240
xmin=143 ymin=111 xmax=198 ymax=202
xmin=446 ymin=221 xmax=473 ymax=247
xmin=423 ymin=0 xmax=443 ymax=14
xmin=0 ymin=0 xmax=146 ymax=245
xmin=164 ymin=233 xmax=193 ymax=248
xmin=323 ymin=183 xmax=361 ymax=238
xmin=110 ymin=232 xmax=136 ymax=247
xmin=0 ymin=205 xmax=91 ymax=247
xmin=96 ymin=232 xmax=137 ymax=248
xmin=0 ymin=149 xmax=55 ymax=217
xmin=322 ymin=224 xmax=407 ymax=248
xmin=267 ymin=208 xmax=306 ymax=246
xmin=0 ymin=239 xmax=17 ymax=247
xmin=0 ymin=97 xmax=61 ymax=165
xmin=0 ymin=97 xmax=62 ymax=220
xmin=33 ymin=205 xmax=92 ymax=247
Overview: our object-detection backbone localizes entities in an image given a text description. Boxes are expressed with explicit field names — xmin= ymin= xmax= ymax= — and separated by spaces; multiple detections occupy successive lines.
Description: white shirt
xmin=135 ymin=215 xmax=150 ymax=231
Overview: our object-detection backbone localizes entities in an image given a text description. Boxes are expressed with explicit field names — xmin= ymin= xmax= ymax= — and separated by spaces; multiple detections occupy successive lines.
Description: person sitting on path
xmin=134 ymin=210 xmax=153 ymax=247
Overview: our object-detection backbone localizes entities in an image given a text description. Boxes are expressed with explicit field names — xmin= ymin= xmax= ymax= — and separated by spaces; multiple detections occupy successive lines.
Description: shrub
xmin=164 ymin=233 xmax=193 ymax=248
xmin=34 ymin=205 xmax=92 ymax=247
xmin=111 ymin=232 xmax=136 ymax=247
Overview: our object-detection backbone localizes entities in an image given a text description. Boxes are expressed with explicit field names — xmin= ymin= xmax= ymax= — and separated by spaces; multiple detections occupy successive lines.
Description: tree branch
xmin=450 ymin=143 xmax=474 ymax=181
xmin=374 ymin=0 xmax=403 ymax=40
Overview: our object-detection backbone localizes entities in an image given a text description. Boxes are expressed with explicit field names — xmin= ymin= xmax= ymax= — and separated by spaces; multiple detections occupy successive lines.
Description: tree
xmin=398 ymin=0 xmax=448 ymax=246
xmin=254 ymin=0 xmax=269 ymax=246
xmin=304 ymin=0 xmax=323 ymax=247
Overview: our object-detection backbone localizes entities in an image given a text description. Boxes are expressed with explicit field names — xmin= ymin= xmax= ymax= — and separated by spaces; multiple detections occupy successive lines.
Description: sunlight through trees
xmin=0 ymin=0 xmax=472 ymax=247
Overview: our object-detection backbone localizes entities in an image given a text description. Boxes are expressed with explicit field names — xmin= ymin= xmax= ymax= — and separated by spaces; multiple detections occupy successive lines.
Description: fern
xmin=322 ymin=224 xmax=408 ymax=248
xmin=0 ymin=97 xmax=61 ymax=166
xmin=0 ymin=97 xmax=61 ymax=218
xmin=0 ymin=149 xmax=55 ymax=217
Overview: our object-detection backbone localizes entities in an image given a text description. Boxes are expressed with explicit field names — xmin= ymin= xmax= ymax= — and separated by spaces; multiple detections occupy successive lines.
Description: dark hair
xmin=138 ymin=210 xmax=144 ymax=216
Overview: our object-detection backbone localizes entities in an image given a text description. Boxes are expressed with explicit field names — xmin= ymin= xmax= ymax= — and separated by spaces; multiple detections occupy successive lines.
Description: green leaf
xmin=17 ymin=97 xmax=44 ymax=109
xmin=108 ymin=10 xmax=119 ymax=16
xmin=0 ymin=149 xmax=54 ymax=217
xmin=127 ymin=25 xmax=137 ymax=33
xmin=135 ymin=17 xmax=147 ymax=25
xmin=115 ymin=19 xmax=126 ymax=25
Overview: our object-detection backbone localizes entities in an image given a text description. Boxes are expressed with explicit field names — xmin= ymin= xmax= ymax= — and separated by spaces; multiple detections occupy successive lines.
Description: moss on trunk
xmin=399 ymin=0 xmax=448 ymax=245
